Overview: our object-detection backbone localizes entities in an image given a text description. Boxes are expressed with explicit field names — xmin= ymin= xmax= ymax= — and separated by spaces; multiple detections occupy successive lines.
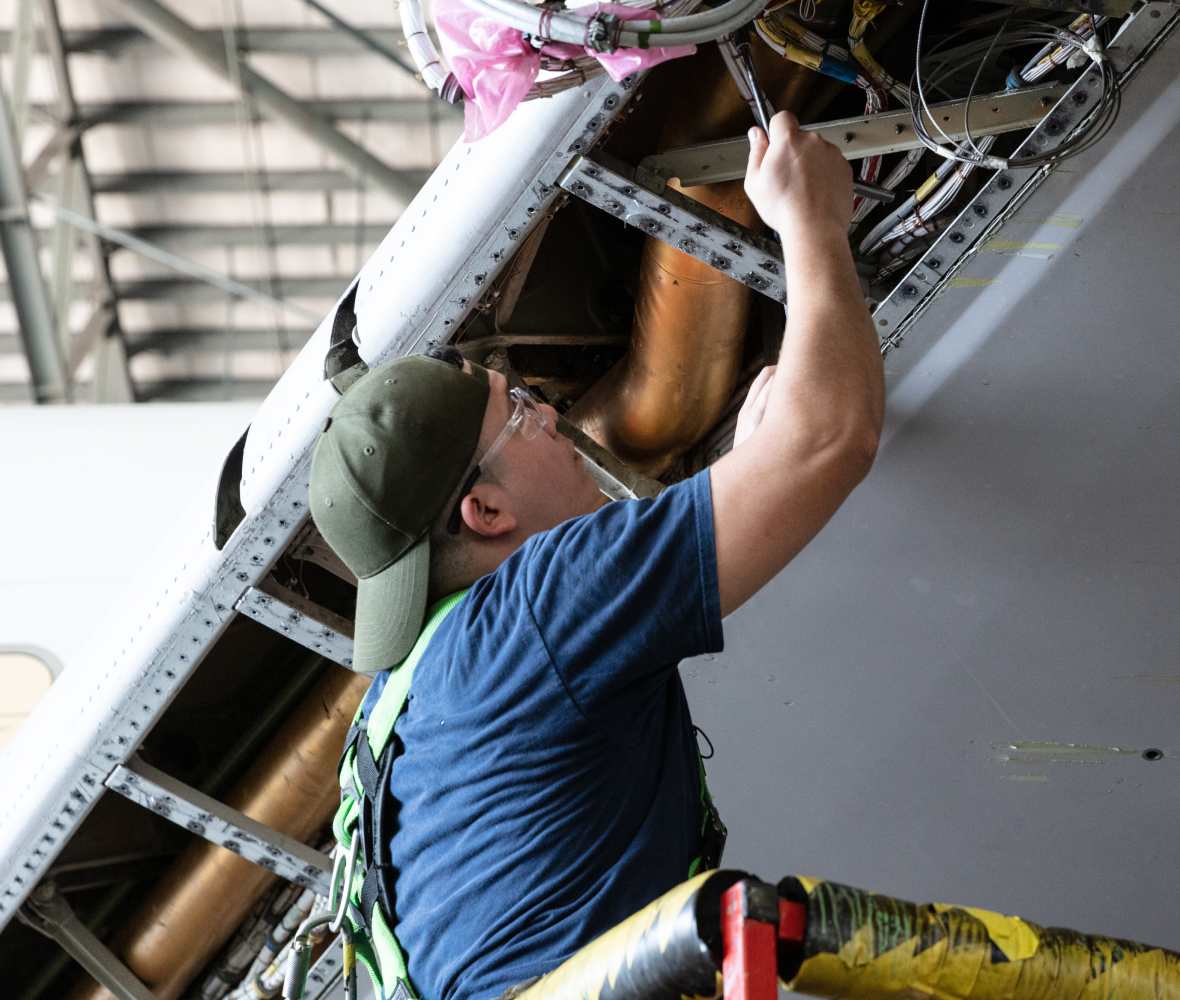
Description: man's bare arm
xmin=710 ymin=111 xmax=885 ymax=618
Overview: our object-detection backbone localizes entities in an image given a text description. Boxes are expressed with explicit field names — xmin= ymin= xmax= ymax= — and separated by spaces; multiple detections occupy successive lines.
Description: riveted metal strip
xmin=235 ymin=580 xmax=355 ymax=669
xmin=105 ymin=756 xmax=333 ymax=895
xmin=559 ymin=149 xmax=786 ymax=304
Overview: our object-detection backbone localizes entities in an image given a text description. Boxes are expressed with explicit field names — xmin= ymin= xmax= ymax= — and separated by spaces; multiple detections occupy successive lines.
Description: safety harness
xmin=331 ymin=591 xmax=727 ymax=1000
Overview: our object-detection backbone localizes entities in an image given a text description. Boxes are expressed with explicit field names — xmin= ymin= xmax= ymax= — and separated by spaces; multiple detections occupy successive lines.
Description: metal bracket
xmin=105 ymin=755 xmax=334 ymax=895
xmin=21 ymin=882 xmax=156 ymax=1000
xmin=235 ymin=575 xmax=355 ymax=669
xmin=639 ymin=83 xmax=1064 ymax=186
xmin=559 ymin=149 xmax=786 ymax=304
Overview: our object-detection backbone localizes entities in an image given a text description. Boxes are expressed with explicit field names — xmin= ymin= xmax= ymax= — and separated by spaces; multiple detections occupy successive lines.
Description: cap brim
xmin=352 ymin=534 xmax=430 ymax=675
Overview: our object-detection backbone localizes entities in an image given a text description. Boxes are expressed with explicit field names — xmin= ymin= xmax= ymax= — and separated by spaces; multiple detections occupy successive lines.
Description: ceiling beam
xmin=102 ymin=0 xmax=424 ymax=204
xmin=0 ymin=275 xmax=348 ymax=303
xmin=134 ymin=377 xmax=280 ymax=401
xmin=82 ymin=168 xmax=432 ymax=194
xmin=38 ymin=0 xmax=134 ymax=401
xmin=114 ymin=275 xmax=349 ymax=302
xmin=0 ymin=26 xmax=419 ymax=57
xmin=32 ymin=97 xmax=453 ymax=129
xmin=114 ymin=222 xmax=393 ymax=249
xmin=2 ymin=327 xmax=317 ymax=356
xmin=0 ymin=78 xmax=69 ymax=403
xmin=0 ymin=376 xmax=280 ymax=402
xmin=123 ymin=328 xmax=316 ymax=355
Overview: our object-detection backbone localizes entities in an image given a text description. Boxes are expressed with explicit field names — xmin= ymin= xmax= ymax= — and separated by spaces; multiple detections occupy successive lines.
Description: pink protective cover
xmin=435 ymin=0 xmax=696 ymax=141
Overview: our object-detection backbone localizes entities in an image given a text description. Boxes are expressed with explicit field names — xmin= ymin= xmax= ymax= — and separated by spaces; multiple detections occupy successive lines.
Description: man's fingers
xmin=746 ymin=126 xmax=768 ymax=175
xmin=746 ymin=364 xmax=775 ymax=399
xmin=767 ymin=109 xmax=800 ymax=146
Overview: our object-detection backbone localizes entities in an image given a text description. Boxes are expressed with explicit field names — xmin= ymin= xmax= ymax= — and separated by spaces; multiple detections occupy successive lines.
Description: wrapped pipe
xmin=513 ymin=870 xmax=744 ymax=1000
xmin=778 ymin=877 xmax=1180 ymax=1000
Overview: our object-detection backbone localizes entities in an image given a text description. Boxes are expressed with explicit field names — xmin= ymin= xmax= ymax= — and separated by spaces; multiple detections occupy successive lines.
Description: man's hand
xmin=744 ymin=111 xmax=855 ymax=239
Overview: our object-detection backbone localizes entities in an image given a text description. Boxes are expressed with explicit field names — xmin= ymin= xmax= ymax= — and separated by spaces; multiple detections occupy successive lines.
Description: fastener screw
xmin=927 ymin=258 xmax=941 ymax=269
xmin=1040 ymin=96 xmax=1053 ymax=107
xmin=893 ymin=123 xmax=905 ymax=134
xmin=843 ymin=132 xmax=855 ymax=143
xmin=902 ymin=284 xmax=917 ymax=297
xmin=973 ymin=205 xmax=988 ymax=217
xmin=949 ymin=232 xmax=965 ymax=243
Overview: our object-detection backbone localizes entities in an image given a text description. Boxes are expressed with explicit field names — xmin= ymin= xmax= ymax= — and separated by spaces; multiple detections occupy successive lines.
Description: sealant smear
xmin=990 ymin=741 xmax=1139 ymax=764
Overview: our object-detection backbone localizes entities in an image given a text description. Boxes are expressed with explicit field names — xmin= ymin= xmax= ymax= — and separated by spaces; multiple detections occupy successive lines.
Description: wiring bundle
xmin=399 ymin=0 xmax=1123 ymax=296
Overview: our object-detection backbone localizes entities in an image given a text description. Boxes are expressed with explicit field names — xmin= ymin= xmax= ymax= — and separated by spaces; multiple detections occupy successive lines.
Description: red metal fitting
xmin=721 ymin=879 xmax=779 ymax=1000
xmin=778 ymin=898 xmax=806 ymax=943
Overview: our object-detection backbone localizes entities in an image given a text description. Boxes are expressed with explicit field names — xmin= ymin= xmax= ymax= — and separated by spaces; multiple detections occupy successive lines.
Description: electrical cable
xmin=909 ymin=0 xmax=1120 ymax=171
xmin=861 ymin=133 xmax=996 ymax=256
xmin=1012 ymin=13 xmax=1105 ymax=87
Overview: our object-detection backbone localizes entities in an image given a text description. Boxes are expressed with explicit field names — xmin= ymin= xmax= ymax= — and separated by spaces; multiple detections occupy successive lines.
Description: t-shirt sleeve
xmin=523 ymin=469 xmax=723 ymax=741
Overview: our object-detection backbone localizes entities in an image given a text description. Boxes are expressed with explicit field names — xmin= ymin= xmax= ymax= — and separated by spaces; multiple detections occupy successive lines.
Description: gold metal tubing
xmin=567 ymin=46 xmax=814 ymax=478
xmin=69 ymin=665 xmax=370 ymax=1000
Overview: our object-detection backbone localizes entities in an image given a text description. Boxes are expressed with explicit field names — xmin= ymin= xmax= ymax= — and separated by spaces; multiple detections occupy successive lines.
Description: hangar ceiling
xmin=0 ymin=0 xmax=460 ymax=403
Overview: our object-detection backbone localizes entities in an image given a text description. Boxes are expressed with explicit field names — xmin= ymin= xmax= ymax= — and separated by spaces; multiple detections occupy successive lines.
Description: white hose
xmin=402 ymin=0 xmax=464 ymax=102
xmin=457 ymin=0 xmax=772 ymax=49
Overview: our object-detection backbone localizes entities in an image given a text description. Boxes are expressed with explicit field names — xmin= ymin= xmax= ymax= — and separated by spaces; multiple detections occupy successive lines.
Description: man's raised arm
xmin=710 ymin=111 xmax=885 ymax=618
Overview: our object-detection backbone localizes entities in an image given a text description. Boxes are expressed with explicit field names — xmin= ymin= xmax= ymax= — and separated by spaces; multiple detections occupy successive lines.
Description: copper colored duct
xmin=568 ymin=43 xmax=815 ymax=478
xmin=70 ymin=664 xmax=370 ymax=1000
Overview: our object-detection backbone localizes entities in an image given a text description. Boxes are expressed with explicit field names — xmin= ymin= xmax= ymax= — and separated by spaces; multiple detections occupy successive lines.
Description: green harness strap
xmin=334 ymin=589 xmax=469 ymax=1000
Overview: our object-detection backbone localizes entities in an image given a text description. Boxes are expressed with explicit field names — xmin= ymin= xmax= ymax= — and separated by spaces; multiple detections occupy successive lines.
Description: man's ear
xmin=460 ymin=484 xmax=517 ymax=538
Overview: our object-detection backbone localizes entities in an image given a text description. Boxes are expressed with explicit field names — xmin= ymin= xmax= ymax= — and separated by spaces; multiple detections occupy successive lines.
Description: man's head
xmin=310 ymin=346 xmax=601 ymax=674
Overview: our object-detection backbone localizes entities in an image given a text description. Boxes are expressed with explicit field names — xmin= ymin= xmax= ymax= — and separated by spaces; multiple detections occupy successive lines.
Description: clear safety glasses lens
xmin=446 ymin=388 xmax=547 ymax=534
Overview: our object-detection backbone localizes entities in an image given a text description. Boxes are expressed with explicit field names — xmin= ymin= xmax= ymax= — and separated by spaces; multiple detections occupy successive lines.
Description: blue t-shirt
xmin=359 ymin=470 xmax=723 ymax=1000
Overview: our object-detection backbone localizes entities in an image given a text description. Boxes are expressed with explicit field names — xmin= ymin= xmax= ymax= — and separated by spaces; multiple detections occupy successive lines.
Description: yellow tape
xmin=781 ymin=42 xmax=822 ymax=73
xmin=935 ymin=906 xmax=1038 ymax=962
xmin=784 ymin=880 xmax=1180 ymax=1000
xmin=915 ymin=172 xmax=940 ymax=202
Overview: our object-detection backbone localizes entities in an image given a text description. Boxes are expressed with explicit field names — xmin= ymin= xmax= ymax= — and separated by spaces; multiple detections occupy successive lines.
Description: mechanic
xmin=309 ymin=109 xmax=884 ymax=1000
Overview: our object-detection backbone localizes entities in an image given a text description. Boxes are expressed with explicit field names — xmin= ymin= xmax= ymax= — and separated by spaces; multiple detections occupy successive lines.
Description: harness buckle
xmin=329 ymin=835 xmax=361 ymax=933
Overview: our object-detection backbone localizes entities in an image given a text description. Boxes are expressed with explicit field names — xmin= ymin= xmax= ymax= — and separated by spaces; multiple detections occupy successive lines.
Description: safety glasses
xmin=446 ymin=388 xmax=547 ymax=534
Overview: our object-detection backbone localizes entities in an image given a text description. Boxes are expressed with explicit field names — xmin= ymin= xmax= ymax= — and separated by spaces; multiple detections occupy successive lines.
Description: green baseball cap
xmin=309 ymin=354 xmax=489 ymax=674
